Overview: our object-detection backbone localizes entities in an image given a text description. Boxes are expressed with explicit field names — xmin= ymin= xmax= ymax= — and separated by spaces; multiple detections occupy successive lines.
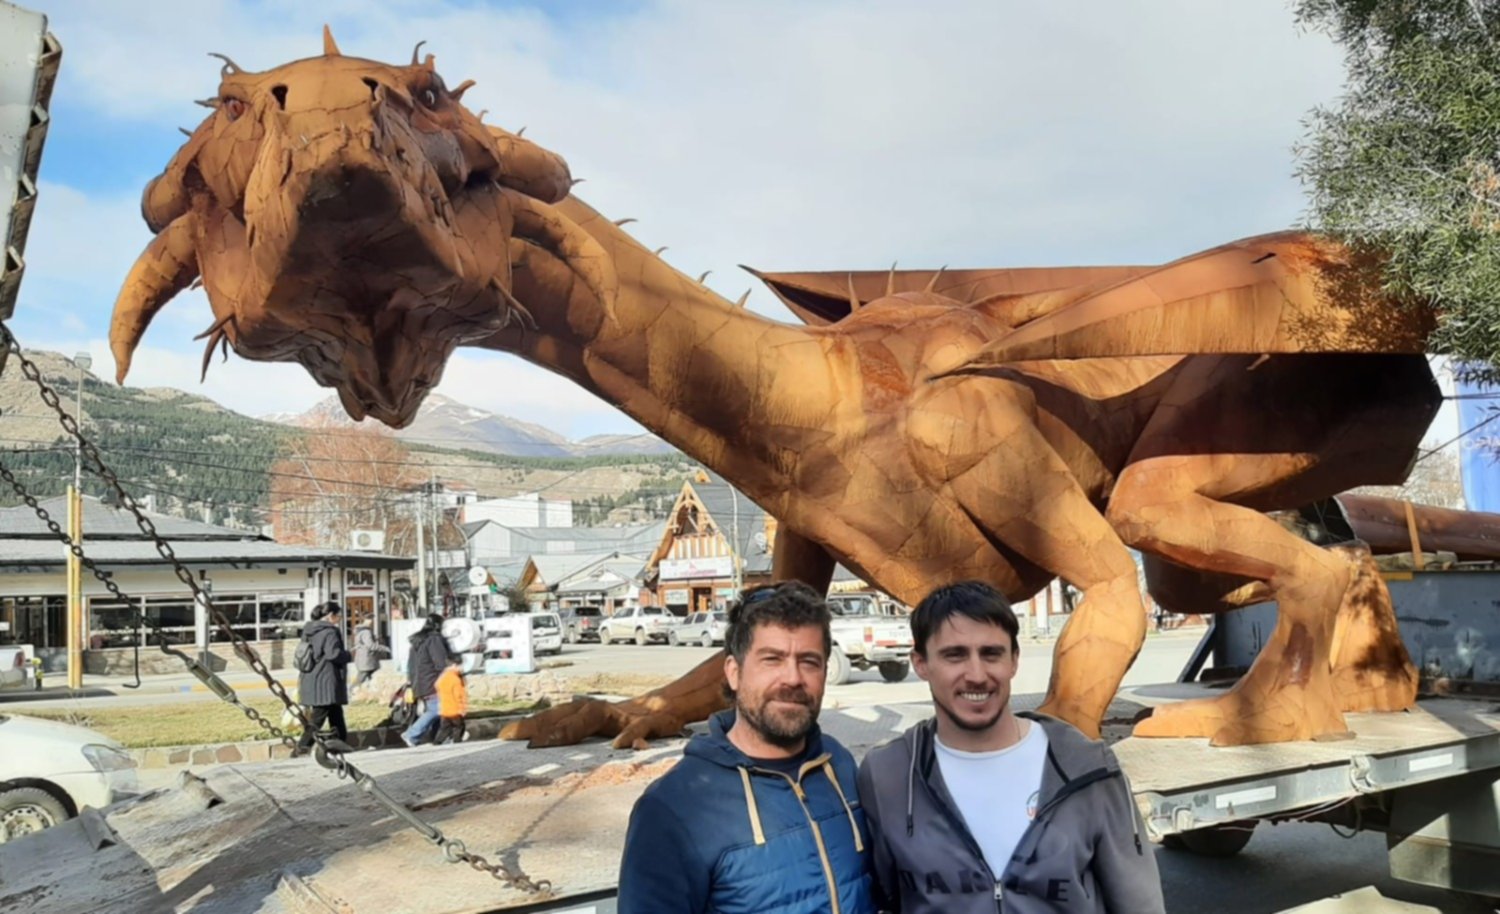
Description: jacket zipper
xmin=918 ymin=771 xmax=1002 ymax=912
xmin=753 ymin=768 xmax=844 ymax=914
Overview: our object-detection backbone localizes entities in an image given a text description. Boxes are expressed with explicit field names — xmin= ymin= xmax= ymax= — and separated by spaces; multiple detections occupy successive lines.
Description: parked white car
xmin=0 ymin=714 xmax=138 ymax=843
xmin=669 ymin=610 xmax=728 ymax=647
xmin=599 ymin=605 xmax=675 ymax=645
xmin=528 ymin=612 xmax=564 ymax=656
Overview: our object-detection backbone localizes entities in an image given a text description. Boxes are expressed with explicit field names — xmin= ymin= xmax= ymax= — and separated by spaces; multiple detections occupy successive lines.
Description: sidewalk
xmin=1 ymin=666 xmax=300 ymax=705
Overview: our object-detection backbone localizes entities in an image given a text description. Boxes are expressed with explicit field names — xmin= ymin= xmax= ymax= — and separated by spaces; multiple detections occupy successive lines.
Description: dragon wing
xmin=953 ymin=231 xmax=1434 ymax=368
xmin=746 ymin=264 xmax=1152 ymax=326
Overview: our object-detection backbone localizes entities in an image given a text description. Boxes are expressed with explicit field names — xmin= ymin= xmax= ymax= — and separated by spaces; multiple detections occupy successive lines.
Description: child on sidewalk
xmin=433 ymin=658 xmax=468 ymax=745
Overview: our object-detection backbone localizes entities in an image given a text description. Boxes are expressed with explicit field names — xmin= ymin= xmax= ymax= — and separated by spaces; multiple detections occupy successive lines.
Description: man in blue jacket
xmin=618 ymin=582 xmax=876 ymax=914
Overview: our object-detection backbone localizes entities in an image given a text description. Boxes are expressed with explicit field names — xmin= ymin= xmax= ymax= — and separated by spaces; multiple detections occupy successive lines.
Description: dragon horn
xmin=451 ymin=79 xmax=476 ymax=101
xmin=516 ymin=126 xmax=527 ymax=138
xmin=613 ymin=218 xmax=637 ymax=227
xmin=887 ymin=262 xmax=897 ymax=297
xmin=653 ymin=246 xmax=668 ymax=256
xmin=735 ymin=289 xmax=751 ymax=309
xmin=847 ymin=274 xmax=861 ymax=312
xmin=207 ymin=53 xmax=244 ymax=76
xmin=923 ymin=265 xmax=948 ymax=293
xmin=110 ymin=212 xmax=201 ymax=383
xmin=411 ymin=41 xmax=427 ymax=66
xmin=697 ymin=270 xmax=712 ymax=284
xmin=322 ymin=25 xmax=341 ymax=57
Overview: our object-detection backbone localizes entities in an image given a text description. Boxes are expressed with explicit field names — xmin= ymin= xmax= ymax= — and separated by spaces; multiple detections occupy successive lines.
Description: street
xmin=1 ymin=627 xmax=1203 ymax=711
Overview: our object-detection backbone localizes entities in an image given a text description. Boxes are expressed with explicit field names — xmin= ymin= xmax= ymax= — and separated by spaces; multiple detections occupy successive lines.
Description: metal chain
xmin=0 ymin=326 xmax=549 ymax=896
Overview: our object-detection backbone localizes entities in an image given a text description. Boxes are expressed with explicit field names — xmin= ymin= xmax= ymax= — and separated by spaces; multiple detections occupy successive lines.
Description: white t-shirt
xmin=933 ymin=720 xmax=1050 ymax=879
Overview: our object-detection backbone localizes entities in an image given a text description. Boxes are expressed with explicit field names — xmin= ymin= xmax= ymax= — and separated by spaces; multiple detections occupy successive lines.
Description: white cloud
xmin=17 ymin=0 xmax=1350 ymax=437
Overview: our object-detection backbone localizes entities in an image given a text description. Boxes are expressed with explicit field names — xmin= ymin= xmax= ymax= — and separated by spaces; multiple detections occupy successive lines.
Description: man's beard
xmin=737 ymin=686 xmax=819 ymax=749
xmin=932 ymin=692 xmax=1007 ymax=733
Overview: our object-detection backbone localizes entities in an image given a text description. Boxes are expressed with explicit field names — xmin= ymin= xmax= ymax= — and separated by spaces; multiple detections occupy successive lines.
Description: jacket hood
xmin=409 ymin=627 xmax=438 ymax=647
xmin=303 ymin=619 xmax=336 ymax=637
xmin=686 ymin=709 xmax=830 ymax=770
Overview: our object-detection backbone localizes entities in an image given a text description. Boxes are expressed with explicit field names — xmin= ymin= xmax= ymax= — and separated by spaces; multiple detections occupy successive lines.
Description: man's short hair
xmin=724 ymin=581 xmax=833 ymax=664
xmin=911 ymin=581 xmax=1019 ymax=655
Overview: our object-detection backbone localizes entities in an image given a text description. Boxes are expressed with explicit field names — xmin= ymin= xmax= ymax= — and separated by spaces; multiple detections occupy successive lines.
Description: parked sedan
xmin=669 ymin=610 xmax=728 ymax=647
xmin=0 ymin=714 xmax=137 ymax=844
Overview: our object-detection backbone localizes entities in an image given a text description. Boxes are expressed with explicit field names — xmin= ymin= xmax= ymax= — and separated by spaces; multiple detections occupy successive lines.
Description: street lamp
xmin=72 ymin=351 xmax=92 ymax=492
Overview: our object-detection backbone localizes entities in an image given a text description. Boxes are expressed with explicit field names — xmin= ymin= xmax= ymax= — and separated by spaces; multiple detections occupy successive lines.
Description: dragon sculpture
xmin=111 ymin=32 xmax=1444 ymax=748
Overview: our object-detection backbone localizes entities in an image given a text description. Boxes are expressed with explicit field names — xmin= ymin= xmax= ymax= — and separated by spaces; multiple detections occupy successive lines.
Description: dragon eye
xmin=223 ymin=97 xmax=247 ymax=120
xmin=420 ymin=88 xmax=438 ymax=107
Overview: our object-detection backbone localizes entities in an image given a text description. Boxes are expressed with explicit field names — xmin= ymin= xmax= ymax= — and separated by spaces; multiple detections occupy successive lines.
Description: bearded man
xmin=617 ymin=582 xmax=875 ymax=914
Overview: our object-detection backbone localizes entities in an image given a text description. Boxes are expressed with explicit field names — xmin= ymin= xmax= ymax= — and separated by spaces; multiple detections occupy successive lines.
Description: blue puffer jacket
xmin=617 ymin=709 xmax=876 ymax=914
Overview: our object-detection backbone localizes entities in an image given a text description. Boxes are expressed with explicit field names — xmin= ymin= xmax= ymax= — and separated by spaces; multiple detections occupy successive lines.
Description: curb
xmin=126 ymin=713 xmax=522 ymax=769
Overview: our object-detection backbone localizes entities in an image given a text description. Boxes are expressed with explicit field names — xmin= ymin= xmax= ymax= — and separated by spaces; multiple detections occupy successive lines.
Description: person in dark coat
xmin=296 ymin=602 xmax=353 ymax=755
xmin=401 ymin=614 xmax=453 ymax=747
xmin=351 ymin=622 xmax=388 ymax=687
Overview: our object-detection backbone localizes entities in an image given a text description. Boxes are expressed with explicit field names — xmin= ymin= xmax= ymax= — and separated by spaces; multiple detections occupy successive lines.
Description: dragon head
xmin=111 ymin=28 xmax=608 ymax=427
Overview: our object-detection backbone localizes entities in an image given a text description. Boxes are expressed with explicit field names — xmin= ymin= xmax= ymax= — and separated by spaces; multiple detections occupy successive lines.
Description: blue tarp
xmin=1457 ymin=374 xmax=1500 ymax=512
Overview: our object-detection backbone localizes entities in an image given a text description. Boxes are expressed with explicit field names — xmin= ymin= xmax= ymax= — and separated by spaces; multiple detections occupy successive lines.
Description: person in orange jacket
xmin=433 ymin=658 xmax=468 ymax=745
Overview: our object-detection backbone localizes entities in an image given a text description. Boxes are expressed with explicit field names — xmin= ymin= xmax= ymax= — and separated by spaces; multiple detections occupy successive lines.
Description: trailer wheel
xmin=1162 ymin=822 xmax=1255 ymax=857
xmin=878 ymin=661 xmax=910 ymax=683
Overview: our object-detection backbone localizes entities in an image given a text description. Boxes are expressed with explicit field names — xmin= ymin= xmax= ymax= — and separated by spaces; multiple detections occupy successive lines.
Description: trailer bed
xmin=1113 ymin=684 xmax=1500 ymax=838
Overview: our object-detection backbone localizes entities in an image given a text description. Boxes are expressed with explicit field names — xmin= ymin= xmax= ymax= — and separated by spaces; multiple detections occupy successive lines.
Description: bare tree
xmin=268 ymin=418 xmax=424 ymax=551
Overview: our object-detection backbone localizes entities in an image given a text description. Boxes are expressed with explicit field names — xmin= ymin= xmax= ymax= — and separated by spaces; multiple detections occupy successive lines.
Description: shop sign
xmin=660 ymin=556 xmax=733 ymax=580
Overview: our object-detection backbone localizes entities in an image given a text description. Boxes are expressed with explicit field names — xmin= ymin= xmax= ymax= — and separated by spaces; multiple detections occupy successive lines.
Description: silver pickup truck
xmin=826 ymin=594 xmax=912 ymax=684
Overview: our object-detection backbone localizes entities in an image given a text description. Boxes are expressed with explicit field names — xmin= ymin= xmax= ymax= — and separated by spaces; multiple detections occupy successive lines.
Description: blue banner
xmin=1457 ymin=374 xmax=1500 ymax=512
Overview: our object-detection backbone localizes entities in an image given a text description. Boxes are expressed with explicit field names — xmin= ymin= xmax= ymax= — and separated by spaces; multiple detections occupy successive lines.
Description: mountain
xmin=0 ymin=350 xmax=292 ymax=528
xmin=275 ymin=394 xmax=677 ymax=458
xmin=0 ymin=350 xmax=689 ymax=530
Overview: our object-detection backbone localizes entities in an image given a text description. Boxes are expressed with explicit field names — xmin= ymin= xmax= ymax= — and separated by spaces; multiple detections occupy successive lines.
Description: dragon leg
xmin=1111 ymin=455 xmax=1353 ymax=745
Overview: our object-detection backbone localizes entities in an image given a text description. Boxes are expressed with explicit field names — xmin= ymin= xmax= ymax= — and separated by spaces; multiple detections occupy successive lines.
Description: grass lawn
xmin=19 ymin=697 xmax=535 ymax=749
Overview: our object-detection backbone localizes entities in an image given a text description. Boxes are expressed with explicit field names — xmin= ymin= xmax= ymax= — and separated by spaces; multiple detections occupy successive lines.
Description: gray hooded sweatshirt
xmin=856 ymin=712 xmax=1163 ymax=914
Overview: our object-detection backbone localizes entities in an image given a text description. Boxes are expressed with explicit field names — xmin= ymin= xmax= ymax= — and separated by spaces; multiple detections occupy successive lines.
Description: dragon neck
xmin=484 ymin=196 xmax=840 ymax=495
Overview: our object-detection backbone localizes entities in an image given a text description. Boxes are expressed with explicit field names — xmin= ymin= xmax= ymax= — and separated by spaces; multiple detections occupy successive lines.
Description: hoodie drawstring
xmin=905 ymin=728 xmax=919 ymax=836
xmin=738 ymin=767 xmax=767 ymax=846
xmin=820 ymin=761 xmax=865 ymax=852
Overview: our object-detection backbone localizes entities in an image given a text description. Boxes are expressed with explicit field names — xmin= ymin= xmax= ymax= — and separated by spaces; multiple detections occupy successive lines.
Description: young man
xmin=857 ymin=581 xmax=1163 ymax=913
xmin=618 ymin=582 xmax=876 ymax=914
xmin=295 ymin=601 xmax=353 ymax=756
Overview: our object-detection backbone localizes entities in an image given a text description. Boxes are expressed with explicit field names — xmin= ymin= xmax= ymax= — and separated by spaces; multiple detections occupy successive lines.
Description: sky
xmin=13 ymin=0 xmax=1458 ymax=443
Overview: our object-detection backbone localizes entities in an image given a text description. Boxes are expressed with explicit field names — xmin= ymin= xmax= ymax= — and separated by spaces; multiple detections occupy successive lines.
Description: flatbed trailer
xmin=1118 ymin=567 xmax=1500 ymax=899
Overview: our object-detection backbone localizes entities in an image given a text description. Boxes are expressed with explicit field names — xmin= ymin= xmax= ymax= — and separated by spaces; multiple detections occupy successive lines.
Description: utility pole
xmin=730 ymin=485 xmax=743 ymax=593
xmin=414 ymin=485 xmax=427 ymax=615
xmin=67 ymin=353 xmax=90 ymax=691
xmin=66 ymin=484 xmax=82 ymax=689
xmin=429 ymin=472 xmax=440 ymax=614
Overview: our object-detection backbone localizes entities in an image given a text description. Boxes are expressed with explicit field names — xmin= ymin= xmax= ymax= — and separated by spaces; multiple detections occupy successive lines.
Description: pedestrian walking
xmin=351 ymin=622 xmax=389 ymax=688
xmin=294 ymin=602 xmax=353 ymax=756
xmin=432 ymin=658 xmax=468 ymax=745
xmin=401 ymin=614 xmax=453 ymax=747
